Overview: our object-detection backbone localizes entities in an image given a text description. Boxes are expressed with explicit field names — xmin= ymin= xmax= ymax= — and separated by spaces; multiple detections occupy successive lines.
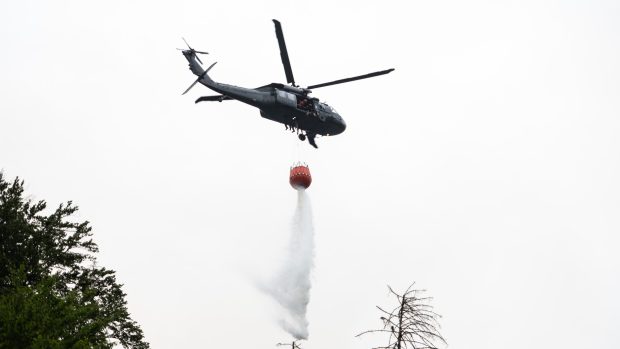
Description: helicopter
xmin=180 ymin=19 xmax=394 ymax=148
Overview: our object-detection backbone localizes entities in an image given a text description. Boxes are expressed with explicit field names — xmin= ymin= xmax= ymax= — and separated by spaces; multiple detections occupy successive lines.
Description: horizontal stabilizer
xmin=195 ymin=95 xmax=233 ymax=103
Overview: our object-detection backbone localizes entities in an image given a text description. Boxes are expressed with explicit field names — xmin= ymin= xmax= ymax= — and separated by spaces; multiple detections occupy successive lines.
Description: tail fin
xmin=201 ymin=61 xmax=217 ymax=83
xmin=182 ymin=62 xmax=217 ymax=95
xmin=182 ymin=46 xmax=215 ymax=82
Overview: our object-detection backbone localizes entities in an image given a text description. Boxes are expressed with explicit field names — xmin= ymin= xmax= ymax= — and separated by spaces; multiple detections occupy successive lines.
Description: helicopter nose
xmin=334 ymin=115 xmax=346 ymax=134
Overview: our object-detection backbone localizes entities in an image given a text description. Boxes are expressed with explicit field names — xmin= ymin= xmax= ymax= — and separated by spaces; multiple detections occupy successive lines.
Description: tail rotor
xmin=177 ymin=37 xmax=208 ymax=64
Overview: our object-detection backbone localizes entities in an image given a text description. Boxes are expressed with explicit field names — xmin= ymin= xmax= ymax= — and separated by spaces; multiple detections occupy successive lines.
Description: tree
xmin=0 ymin=173 xmax=149 ymax=348
xmin=277 ymin=340 xmax=303 ymax=349
xmin=357 ymin=283 xmax=446 ymax=349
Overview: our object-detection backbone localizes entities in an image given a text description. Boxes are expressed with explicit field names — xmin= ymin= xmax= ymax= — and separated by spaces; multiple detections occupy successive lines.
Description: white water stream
xmin=262 ymin=189 xmax=315 ymax=339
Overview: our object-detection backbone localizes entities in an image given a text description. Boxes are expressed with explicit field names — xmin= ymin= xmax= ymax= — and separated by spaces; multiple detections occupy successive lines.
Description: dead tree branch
xmin=357 ymin=283 xmax=446 ymax=349
xmin=277 ymin=340 xmax=303 ymax=349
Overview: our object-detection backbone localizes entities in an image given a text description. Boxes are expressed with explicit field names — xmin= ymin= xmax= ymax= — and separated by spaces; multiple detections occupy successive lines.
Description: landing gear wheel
xmin=298 ymin=134 xmax=306 ymax=141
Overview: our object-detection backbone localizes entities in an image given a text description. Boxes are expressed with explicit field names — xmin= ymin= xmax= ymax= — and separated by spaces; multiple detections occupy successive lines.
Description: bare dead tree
xmin=277 ymin=340 xmax=302 ymax=349
xmin=357 ymin=283 xmax=446 ymax=349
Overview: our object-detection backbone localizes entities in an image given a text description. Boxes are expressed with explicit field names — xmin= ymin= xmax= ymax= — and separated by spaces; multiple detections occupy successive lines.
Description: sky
xmin=1 ymin=0 xmax=620 ymax=348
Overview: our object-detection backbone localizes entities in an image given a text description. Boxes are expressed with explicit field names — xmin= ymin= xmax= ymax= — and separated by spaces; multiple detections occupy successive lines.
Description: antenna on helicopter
xmin=177 ymin=37 xmax=208 ymax=64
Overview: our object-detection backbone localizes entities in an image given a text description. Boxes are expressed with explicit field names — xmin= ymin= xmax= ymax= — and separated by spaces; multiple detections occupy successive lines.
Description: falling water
xmin=263 ymin=189 xmax=315 ymax=339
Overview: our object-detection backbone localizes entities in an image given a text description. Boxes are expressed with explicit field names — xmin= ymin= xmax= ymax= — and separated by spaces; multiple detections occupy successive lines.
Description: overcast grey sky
xmin=1 ymin=0 xmax=619 ymax=348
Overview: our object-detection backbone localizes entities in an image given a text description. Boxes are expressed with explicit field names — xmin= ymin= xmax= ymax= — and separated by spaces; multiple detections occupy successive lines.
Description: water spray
xmin=258 ymin=163 xmax=315 ymax=340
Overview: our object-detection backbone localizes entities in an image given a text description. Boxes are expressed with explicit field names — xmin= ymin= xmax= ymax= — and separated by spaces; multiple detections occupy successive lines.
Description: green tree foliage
xmin=0 ymin=173 xmax=149 ymax=348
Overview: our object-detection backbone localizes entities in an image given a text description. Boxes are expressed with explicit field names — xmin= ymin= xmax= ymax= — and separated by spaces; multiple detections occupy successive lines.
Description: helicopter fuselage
xmin=209 ymin=82 xmax=346 ymax=137
xmin=180 ymin=19 xmax=393 ymax=148
xmin=184 ymin=52 xmax=346 ymax=139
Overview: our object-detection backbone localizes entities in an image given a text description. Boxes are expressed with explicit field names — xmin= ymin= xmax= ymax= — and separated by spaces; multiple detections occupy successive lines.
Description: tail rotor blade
xmin=179 ymin=37 xmax=208 ymax=63
xmin=182 ymin=37 xmax=191 ymax=50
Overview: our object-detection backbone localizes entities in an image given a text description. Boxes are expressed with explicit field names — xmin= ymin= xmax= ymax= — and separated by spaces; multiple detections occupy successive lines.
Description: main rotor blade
xmin=273 ymin=19 xmax=295 ymax=86
xmin=306 ymin=68 xmax=395 ymax=89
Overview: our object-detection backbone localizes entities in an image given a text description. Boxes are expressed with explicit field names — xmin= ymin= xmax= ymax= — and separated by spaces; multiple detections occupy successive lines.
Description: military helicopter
xmin=180 ymin=19 xmax=394 ymax=148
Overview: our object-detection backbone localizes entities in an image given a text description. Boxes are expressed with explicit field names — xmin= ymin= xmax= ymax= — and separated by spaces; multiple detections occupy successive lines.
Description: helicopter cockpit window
xmin=320 ymin=103 xmax=336 ymax=113
xmin=297 ymin=96 xmax=314 ymax=111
